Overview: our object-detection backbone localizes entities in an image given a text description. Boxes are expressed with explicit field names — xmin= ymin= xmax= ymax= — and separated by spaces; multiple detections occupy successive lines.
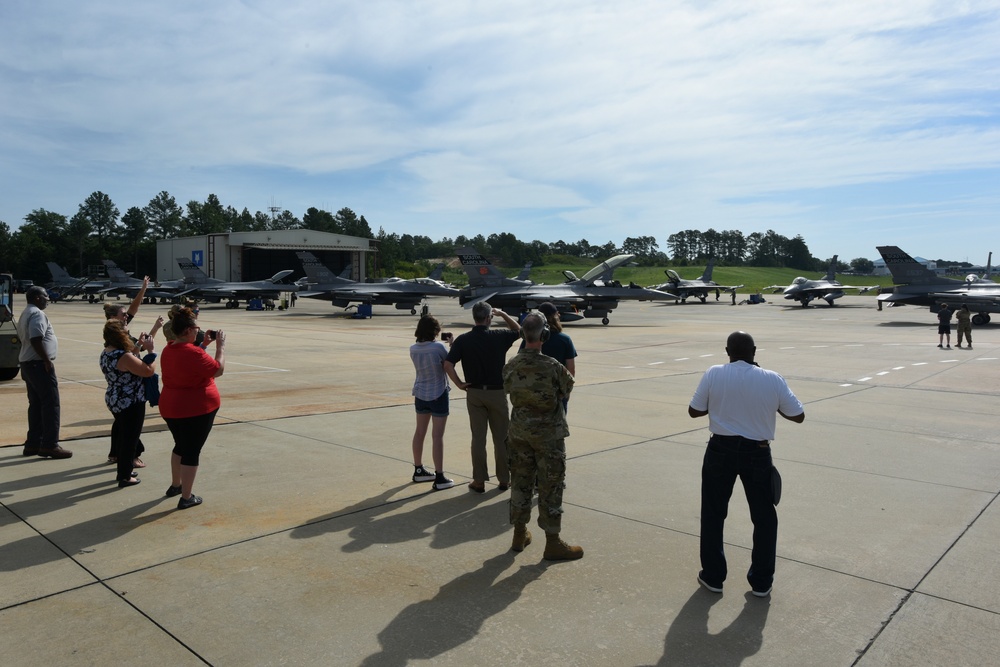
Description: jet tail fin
xmin=457 ymin=247 xmax=511 ymax=287
xmin=825 ymin=255 xmax=839 ymax=282
xmin=176 ymin=258 xmax=211 ymax=284
xmin=427 ymin=263 xmax=445 ymax=281
xmin=46 ymin=262 xmax=74 ymax=282
xmin=699 ymin=259 xmax=715 ymax=282
xmin=876 ymin=246 xmax=953 ymax=285
xmin=102 ymin=259 xmax=131 ymax=282
xmin=296 ymin=251 xmax=351 ymax=285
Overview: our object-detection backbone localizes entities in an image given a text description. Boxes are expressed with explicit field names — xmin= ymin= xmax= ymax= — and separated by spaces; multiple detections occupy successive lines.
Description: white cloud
xmin=1 ymin=0 xmax=999 ymax=261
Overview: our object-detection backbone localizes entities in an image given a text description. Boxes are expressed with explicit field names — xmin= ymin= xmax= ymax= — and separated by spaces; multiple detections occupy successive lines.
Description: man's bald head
xmin=725 ymin=331 xmax=755 ymax=362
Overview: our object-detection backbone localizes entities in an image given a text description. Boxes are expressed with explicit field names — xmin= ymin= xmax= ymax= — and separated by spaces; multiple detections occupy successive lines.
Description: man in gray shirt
xmin=18 ymin=286 xmax=71 ymax=459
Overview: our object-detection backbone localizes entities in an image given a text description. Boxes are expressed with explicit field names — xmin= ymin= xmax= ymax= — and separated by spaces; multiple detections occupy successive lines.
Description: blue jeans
xmin=21 ymin=360 xmax=60 ymax=449
xmin=700 ymin=434 xmax=777 ymax=592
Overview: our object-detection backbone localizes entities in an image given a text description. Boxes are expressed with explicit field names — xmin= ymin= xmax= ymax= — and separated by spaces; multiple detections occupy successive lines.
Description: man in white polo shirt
xmin=688 ymin=331 xmax=803 ymax=598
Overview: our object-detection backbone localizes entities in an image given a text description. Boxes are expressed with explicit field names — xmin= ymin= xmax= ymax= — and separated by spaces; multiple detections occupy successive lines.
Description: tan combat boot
xmin=543 ymin=533 xmax=583 ymax=561
xmin=511 ymin=523 xmax=532 ymax=552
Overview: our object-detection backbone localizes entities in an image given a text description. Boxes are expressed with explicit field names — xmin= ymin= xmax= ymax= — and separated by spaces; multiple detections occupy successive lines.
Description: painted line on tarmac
xmin=225 ymin=362 xmax=291 ymax=374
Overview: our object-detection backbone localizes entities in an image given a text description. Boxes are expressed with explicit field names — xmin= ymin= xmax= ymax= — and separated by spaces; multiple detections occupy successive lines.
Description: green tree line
xmin=0 ymin=189 xmax=877 ymax=283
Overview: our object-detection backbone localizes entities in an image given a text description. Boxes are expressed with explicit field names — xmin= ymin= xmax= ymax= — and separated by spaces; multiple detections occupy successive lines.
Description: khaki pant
xmin=466 ymin=389 xmax=510 ymax=484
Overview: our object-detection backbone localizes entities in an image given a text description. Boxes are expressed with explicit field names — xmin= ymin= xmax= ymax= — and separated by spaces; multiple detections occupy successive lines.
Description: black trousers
xmin=700 ymin=434 xmax=777 ymax=592
xmin=165 ymin=409 xmax=218 ymax=466
xmin=112 ymin=401 xmax=146 ymax=481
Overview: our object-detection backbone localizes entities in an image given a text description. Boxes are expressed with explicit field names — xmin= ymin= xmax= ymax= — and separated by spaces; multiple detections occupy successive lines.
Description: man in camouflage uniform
xmin=502 ymin=312 xmax=582 ymax=561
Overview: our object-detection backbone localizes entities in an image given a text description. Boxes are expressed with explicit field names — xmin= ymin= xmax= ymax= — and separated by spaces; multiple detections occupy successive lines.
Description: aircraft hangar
xmin=155 ymin=229 xmax=375 ymax=285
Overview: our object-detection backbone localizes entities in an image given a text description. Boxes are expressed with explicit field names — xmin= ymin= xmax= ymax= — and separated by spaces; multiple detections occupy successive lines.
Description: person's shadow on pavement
xmin=650 ymin=588 xmax=770 ymax=666
xmin=359 ymin=551 xmax=545 ymax=666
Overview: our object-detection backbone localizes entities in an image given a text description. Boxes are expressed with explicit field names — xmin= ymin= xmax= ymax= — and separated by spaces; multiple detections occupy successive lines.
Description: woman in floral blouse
xmin=100 ymin=320 xmax=157 ymax=487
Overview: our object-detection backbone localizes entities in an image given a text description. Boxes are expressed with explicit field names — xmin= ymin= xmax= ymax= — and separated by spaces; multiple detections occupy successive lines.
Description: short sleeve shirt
xmin=689 ymin=360 xmax=803 ymax=441
xmin=410 ymin=341 xmax=449 ymax=401
xmin=17 ymin=304 xmax=57 ymax=362
xmin=159 ymin=342 xmax=221 ymax=418
xmin=100 ymin=348 xmax=145 ymax=413
xmin=445 ymin=325 xmax=520 ymax=385
xmin=517 ymin=331 xmax=578 ymax=368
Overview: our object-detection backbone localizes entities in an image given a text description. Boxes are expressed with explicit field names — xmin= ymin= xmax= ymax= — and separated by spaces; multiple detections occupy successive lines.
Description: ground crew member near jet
xmin=444 ymin=302 xmax=520 ymax=492
xmin=503 ymin=312 xmax=582 ymax=560
xmin=688 ymin=331 xmax=804 ymax=597
xmin=937 ymin=302 xmax=953 ymax=349
xmin=955 ymin=304 xmax=972 ymax=349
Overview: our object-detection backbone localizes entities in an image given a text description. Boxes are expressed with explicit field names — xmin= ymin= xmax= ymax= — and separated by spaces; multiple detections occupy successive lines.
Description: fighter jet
xmin=456 ymin=247 xmax=677 ymax=324
xmin=176 ymin=257 xmax=299 ymax=308
xmin=876 ymin=245 xmax=1000 ymax=325
xmin=44 ymin=262 xmax=110 ymax=301
xmin=295 ymin=251 xmax=459 ymax=314
xmin=99 ymin=260 xmax=191 ymax=302
xmin=771 ymin=256 xmax=872 ymax=307
xmin=649 ymin=260 xmax=743 ymax=303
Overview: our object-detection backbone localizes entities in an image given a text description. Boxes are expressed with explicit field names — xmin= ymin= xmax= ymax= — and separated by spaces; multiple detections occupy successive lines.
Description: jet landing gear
xmin=972 ymin=313 xmax=991 ymax=326
xmin=226 ymin=299 xmax=240 ymax=309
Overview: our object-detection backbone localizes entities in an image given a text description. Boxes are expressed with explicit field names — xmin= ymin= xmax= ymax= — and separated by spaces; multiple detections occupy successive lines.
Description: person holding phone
xmin=159 ymin=307 xmax=226 ymax=510
xmin=100 ymin=320 xmax=157 ymax=487
xmin=408 ymin=315 xmax=454 ymax=490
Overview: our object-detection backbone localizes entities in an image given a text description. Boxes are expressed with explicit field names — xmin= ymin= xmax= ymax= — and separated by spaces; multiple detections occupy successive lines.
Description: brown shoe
xmin=468 ymin=481 xmax=486 ymax=493
xmin=511 ymin=524 xmax=532 ymax=552
xmin=37 ymin=446 xmax=73 ymax=459
xmin=543 ymin=533 xmax=584 ymax=561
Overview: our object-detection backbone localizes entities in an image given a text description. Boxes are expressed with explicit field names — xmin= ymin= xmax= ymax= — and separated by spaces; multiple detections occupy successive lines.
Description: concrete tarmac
xmin=2 ymin=295 xmax=999 ymax=665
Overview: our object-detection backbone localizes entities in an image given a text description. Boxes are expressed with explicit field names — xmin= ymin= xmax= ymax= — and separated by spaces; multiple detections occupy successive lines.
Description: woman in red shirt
xmin=159 ymin=307 xmax=226 ymax=510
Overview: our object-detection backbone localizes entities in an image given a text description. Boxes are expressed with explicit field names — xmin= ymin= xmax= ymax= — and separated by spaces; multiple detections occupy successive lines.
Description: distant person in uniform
xmin=17 ymin=286 xmax=72 ymax=459
xmin=688 ymin=331 xmax=804 ymax=597
xmin=444 ymin=302 xmax=520 ymax=493
xmin=955 ymin=304 xmax=972 ymax=349
xmin=504 ymin=312 xmax=582 ymax=561
xmin=408 ymin=315 xmax=455 ymax=490
xmin=937 ymin=303 xmax=953 ymax=349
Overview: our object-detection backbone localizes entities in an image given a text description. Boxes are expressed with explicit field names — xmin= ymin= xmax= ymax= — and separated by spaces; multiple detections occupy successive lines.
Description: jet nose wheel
xmin=410 ymin=308 xmax=417 ymax=315
xmin=602 ymin=317 xmax=610 ymax=325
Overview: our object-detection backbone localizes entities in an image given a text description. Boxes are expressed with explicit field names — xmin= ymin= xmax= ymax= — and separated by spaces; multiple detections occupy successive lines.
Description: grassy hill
xmin=436 ymin=259 xmax=897 ymax=295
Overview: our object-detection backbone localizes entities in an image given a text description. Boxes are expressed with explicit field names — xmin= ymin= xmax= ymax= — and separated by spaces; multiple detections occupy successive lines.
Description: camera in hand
xmin=442 ymin=332 xmax=453 ymax=342
xmin=205 ymin=329 xmax=217 ymax=341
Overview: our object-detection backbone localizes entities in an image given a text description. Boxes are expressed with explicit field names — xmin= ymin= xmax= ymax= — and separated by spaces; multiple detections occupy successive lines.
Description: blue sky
xmin=2 ymin=1 xmax=999 ymax=263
